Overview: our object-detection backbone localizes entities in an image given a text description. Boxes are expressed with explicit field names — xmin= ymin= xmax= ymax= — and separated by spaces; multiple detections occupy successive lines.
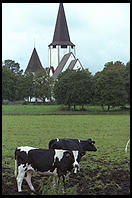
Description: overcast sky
xmin=2 ymin=3 xmax=130 ymax=74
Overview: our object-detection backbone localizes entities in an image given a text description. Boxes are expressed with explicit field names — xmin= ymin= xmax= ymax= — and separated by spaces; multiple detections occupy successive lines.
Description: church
xmin=25 ymin=3 xmax=83 ymax=79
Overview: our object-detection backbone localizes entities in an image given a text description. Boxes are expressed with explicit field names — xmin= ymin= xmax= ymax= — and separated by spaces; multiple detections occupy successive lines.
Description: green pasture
xmin=2 ymin=105 xmax=59 ymax=115
xmin=2 ymin=114 xmax=130 ymax=170
xmin=2 ymin=104 xmax=130 ymax=115
xmin=2 ymin=105 xmax=130 ymax=194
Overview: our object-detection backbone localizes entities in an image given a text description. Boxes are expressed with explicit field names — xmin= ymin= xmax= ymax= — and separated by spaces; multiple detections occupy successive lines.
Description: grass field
xmin=2 ymin=104 xmax=130 ymax=115
xmin=2 ymin=105 xmax=130 ymax=195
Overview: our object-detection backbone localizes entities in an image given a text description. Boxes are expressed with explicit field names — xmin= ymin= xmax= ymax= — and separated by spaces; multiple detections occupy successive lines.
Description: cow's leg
xmin=52 ymin=176 xmax=59 ymax=188
xmin=55 ymin=175 xmax=65 ymax=194
xmin=59 ymin=176 xmax=65 ymax=194
xmin=25 ymin=171 xmax=35 ymax=192
xmin=16 ymin=164 xmax=26 ymax=192
xmin=52 ymin=176 xmax=56 ymax=188
xmin=14 ymin=159 xmax=18 ymax=177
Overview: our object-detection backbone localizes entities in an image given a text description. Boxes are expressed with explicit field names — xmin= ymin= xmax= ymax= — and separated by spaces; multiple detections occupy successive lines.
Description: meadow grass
xmin=2 ymin=105 xmax=59 ymax=115
xmin=2 ymin=104 xmax=130 ymax=115
xmin=2 ymin=112 xmax=130 ymax=195
xmin=2 ymin=114 xmax=130 ymax=170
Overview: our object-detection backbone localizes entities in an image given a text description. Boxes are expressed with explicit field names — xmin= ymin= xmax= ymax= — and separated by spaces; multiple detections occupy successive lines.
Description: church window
xmin=53 ymin=45 xmax=56 ymax=48
xmin=61 ymin=45 xmax=67 ymax=48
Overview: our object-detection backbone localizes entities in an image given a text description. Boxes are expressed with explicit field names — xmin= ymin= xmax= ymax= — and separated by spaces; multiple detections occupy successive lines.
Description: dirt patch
xmin=2 ymin=161 xmax=130 ymax=195
xmin=66 ymin=167 xmax=130 ymax=195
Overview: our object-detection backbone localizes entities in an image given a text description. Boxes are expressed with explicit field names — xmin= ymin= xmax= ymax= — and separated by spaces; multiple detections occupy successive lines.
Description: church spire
xmin=49 ymin=3 xmax=75 ymax=46
xmin=48 ymin=3 xmax=76 ymax=71
xmin=25 ymin=48 xmax=43 ymax=73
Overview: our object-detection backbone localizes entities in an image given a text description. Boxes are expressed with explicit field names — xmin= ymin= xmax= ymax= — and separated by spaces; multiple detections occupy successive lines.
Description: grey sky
xmin=2 ymin=3 xmax=130 ymax=74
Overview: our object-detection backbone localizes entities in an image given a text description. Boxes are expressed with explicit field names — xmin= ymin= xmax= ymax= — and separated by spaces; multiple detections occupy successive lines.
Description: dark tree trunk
xmin=101 ymin=104 xmax=105 ymax=111
xmin=107 ymin=105 xmax=110 ymax=111
xmin=74 ymin=104 xmax=76 ymax=111
xmin=68 ymin=104 xmax=70 ymax=110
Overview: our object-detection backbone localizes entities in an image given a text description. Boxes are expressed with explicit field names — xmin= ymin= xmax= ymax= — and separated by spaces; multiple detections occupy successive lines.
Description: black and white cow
xmin=48 ymin=138 xmax=97 ymax=158
xmin=14 ymin=146 xmax=80 ymax=192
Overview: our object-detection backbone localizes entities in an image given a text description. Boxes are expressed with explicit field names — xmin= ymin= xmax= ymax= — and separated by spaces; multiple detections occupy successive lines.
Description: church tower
xmin=48 ymin=3 xmax=75 ymax=71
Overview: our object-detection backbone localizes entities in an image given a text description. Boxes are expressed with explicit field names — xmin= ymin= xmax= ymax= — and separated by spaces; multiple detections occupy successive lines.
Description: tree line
xmin=2 ymin=59 xmax=130 ymax=111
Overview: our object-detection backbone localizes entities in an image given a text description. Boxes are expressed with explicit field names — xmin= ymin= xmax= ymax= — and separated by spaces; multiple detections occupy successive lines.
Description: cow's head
xmin=83 ymin=138 xmax=97 ymax=152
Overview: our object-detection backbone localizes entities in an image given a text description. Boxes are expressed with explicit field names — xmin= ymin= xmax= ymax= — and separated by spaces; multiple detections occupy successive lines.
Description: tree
xmin=2 ymin=66 xmax=23 ymax=101
xmin=93 ymin=61 xmax=128 ymax=111
xmin=124 ymin=61 xmax=130 ymax=104
xmin=2 ymin=59 xmax=23 ymax=75
xmin=53 ymin=69 xmax=93 ymax=110
xmin=32 ymin=69 xmax=54 ymax=103
xmin=23 ymin=72 xmax=34 ymax=102
xmin=2 ymin=60 xmax=25 ymax=101
xmin=2 ymin=66 xmax=14 ymax=101
xmin=2 ymin=58 xmax=54 ymax=102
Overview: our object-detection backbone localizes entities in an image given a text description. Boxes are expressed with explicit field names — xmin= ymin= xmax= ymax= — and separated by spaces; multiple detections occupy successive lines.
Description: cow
xmin=125 ymin=139 xmax=130 ymax=153
xmin=48 ymin=138 xmax=97 ymax=159
xmin=14 ymin=146 xmax=80 ymax=193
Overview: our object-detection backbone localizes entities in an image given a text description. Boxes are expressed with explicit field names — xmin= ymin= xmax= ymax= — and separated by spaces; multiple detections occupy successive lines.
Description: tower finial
xmin=34 ymin=38 xmax=35 ymax=48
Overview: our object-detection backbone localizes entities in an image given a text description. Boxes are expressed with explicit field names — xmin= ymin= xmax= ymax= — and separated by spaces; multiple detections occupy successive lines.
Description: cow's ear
xmin=92 ymin=140 xmax=95 ymax=144
xmin=65 ymin=151 xmax=71 ymax=157
xmin=88 ymin=138 xmax=92 ymax=143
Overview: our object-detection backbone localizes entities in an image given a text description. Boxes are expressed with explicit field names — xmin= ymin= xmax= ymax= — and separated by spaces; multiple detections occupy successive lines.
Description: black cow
xmin=14 ymin=146 xmax=80 ymax=192
xmin=48 ymin=138 xmax=97 ymax=158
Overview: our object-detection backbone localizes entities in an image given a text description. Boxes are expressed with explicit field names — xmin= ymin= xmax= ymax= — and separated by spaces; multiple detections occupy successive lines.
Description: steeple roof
xmin=25 ymin=48 xmax=43 ymax=73
xmin=49 ymin=3 xmax=75 ymax=47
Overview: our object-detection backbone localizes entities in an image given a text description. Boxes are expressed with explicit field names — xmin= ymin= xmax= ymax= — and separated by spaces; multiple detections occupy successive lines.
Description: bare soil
xmin=2 ymin=159 xmax=130 ymax=195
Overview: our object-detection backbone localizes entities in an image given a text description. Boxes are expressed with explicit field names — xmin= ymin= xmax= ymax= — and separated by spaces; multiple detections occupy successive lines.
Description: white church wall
xmin=59 ymin=47 xmax=69 ymax=62
xmin=49 ymin=45 xmax=76 ymax=72
xmin=59 ymin=46 xmax=75 ymax=60
xmin=70 ymin=46 xmax=76 ymax=56
xmin=49 ymin=46 xmax=58 ymax=69
xmin=74 ymin=60 xmax=83 ymax=70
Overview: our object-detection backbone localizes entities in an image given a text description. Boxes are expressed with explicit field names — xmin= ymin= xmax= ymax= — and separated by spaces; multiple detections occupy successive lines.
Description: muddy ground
xmin=2 ymin=159 xmax=130 ymax=195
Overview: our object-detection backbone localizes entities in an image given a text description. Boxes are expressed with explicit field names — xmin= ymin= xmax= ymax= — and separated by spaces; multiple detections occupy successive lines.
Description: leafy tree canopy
xmin=54 ymin=69 xmax=93 ymax=110
xmin=93 ymin=61 xmax=128 ymax=111
xmin=2 ymin=59 xmax=23 ymax=75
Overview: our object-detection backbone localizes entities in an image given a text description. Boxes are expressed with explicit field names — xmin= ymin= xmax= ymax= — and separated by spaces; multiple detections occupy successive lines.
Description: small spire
xmin=34 ymin=37 xmax=36 ymax=48
xmin=25 ymin=48 xmax=43 ymax=73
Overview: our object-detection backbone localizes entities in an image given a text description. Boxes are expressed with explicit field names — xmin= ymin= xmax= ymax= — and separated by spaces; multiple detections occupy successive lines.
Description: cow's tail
xmin=14 ymin=148 xmax=18 ymax=177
